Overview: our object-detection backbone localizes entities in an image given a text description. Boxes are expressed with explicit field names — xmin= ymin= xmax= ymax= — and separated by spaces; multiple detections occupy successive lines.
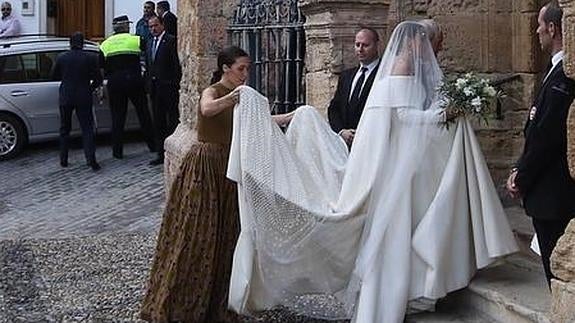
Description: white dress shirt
xmin=348 ymin=59 xmax=379 ymax=101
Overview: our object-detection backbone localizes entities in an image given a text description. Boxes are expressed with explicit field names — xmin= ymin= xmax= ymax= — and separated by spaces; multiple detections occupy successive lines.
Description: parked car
xmin=0 ymin=36 xmax=142 ymax=160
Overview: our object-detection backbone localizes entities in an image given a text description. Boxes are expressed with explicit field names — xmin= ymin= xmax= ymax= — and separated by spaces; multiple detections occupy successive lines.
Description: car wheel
xmin=0 ymin=113 xmax=27 ymax=161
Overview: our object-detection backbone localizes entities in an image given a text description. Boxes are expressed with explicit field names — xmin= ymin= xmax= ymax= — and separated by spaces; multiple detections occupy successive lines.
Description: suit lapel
xmin=525 ymin=61 xmax=563 ymax=133
xmin=344 ymin=67 xmax=359 ymax=102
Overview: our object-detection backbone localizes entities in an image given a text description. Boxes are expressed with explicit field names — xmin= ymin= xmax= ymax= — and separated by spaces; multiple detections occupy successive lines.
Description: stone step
xmin=405 ymin=309 xmax=486 ymax=322
xmin=441 ymin=254 xmax=551 ymax=323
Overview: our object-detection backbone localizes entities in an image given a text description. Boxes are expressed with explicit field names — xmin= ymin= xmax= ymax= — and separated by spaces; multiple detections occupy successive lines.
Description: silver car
xmin=0 ymin=36 xmax=141 ymax=160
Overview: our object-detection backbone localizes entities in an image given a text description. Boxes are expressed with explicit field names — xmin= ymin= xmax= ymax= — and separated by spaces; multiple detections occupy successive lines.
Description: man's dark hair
xmin=358 ymin=26 xmax=380 ymax=43
xmin=543 ymin=1 xmax=563 ymax=35
xmin=144 ymin=1 xmax=155 ymax=9
xmin=70 ymin=32 xmax=84 ymax=50
xmin=157 ymin=1 xmax=170 ymax=11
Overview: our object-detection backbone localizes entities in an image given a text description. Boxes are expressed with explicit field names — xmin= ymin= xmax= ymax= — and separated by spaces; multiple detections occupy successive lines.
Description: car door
xmin=0 ymin=51 xmax=64 ymax=137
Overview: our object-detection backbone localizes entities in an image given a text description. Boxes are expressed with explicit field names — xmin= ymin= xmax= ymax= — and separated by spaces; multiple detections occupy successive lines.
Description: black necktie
xmin=152 ymin=37 xmax=158 ymax=62
xmin=349 ymin=67 xmax=368 ymax=108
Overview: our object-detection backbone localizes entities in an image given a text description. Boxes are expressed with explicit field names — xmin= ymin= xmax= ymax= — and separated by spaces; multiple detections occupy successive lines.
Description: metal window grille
xmin=228 ymin=0 xmax=306 ymax=114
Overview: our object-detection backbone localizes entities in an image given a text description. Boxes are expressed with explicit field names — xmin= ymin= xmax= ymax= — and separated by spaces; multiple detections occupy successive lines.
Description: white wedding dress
xmin=227 ymin=21 xmax=518 ymax=323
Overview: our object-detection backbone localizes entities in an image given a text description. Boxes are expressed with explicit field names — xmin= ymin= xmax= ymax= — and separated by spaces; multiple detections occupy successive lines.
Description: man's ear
xmin=223 ymin=64 xmax=230 ymax=72
xmin=549 ymin=22 xmax=558 ymax=39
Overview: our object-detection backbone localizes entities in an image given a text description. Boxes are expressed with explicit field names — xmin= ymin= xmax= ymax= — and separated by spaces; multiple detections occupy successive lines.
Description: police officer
xmin=100 ymin=15 xmax=155 ymax=159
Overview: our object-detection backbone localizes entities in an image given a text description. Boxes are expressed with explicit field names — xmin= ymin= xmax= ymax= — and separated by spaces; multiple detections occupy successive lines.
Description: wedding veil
xmin=228 ymin=21 xmax=448 ymax=319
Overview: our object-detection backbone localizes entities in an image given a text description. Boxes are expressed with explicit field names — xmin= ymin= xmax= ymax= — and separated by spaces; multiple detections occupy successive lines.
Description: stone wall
xmin=300 ymin=0 xmax=390 ymax=112
xmin=551 ymin=1 xmax=575 ymax=322
xmin=163 ymin=0 xmax=236 ymax=189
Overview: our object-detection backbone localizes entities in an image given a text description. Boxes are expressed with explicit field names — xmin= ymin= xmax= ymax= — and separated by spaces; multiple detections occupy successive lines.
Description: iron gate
xmin=228 ymin=0 xmax=306 ymax=114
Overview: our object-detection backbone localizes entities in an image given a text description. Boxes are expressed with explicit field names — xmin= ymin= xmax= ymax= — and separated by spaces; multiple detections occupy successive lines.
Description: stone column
xmin=300 ymin=0 xmax=389 ymax=112
xmin=551 ymin=1 xmax=575 ymax=322
xmin=163 ymin=0 xmax=235 ymax=189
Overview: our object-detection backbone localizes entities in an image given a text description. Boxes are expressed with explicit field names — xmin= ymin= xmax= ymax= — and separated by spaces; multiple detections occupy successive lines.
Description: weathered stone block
xmin=305 ymin=71 xmax=338 ymax=112
xmin=569 ymin=104 xmax=575 ymax=178
xmin=551 ymin=279 xmax=575 ymax=323
xmin=551 ymin=219 xmax=575 ymax=281
xmin=438 ymin=14 xmax=513 ymax=73
xmin=428 ymin=0 xmax=483 ymax=15
xmin=512 ymin=12 xmax=541 ymax=73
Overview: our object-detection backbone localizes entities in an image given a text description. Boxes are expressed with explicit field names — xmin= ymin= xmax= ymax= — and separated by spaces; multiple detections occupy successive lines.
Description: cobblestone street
xmin=0 ymin=139 xmax=165 ymax=322
xmin=0 ymin=140 xmax=344 ymax=323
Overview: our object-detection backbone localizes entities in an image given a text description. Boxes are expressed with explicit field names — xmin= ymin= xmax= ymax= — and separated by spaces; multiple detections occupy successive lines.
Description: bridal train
xmin=227 ymin=21 xmax=518 ymax=322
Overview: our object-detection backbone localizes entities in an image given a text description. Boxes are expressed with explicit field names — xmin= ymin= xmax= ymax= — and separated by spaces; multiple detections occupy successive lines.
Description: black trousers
xmin=107 ymin=75 xmax=155 ymax=156
xmin=59 ymin=104 xmax=96 ymax=163
xmin=532 ymin=217 xmax=572 ymax=287
xmin=150 ymin=82 xmax=179 ymax=158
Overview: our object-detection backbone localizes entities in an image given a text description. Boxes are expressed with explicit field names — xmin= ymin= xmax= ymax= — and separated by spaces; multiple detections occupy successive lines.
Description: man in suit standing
xmin=506 ymin=1 xmax=575 ymax=287
xmin=100 ymin=15 xmax=156 ymax=159
xmin=156 ymin=1 xmax=177 ymax=39
xmin=52 ymin=32 xmax=103 ymax=170
xmin=146 ymin=15 xmax=182 ymax=165
xmin=328 ymin=27 xmax=380 ymax=147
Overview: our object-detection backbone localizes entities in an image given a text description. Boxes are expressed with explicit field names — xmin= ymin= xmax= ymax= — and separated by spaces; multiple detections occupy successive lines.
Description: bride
xmin=227 ymin=21 xmax=519 ymax=322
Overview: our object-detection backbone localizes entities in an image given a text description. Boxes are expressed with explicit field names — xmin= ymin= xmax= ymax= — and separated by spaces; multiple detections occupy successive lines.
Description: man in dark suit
xmin=156 ymin=1 xmax=177 ymax=38
xmin=146 ymin=15 xmax=182 ymax=165
xmin=507 ymin=1 xmax=575 ymax=287
xmin=328 ymin=27 xmax=380 ymax=147
xmin=52 ymin=32 xmax=103 ymax=171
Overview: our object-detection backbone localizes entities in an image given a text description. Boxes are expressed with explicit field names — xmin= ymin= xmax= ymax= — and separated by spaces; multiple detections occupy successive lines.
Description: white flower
xmin=471 ymin=97 xmax=482 ymax=112
xmin=483 ymin=85 xmax=497 ymax=97
xmin=455 ymin=78 xmax=467 ymax=89
xmin=463 ymin=86 xmax=474 ymax=96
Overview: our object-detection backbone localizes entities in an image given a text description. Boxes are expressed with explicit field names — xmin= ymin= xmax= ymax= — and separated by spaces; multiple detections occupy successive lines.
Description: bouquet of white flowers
xmin=438 ymin=72 xmax=500 ymax=126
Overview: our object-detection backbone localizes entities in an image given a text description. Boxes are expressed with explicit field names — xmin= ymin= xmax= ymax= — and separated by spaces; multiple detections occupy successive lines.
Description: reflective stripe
xmin=100 ymin=33 xmax=141 ymax=57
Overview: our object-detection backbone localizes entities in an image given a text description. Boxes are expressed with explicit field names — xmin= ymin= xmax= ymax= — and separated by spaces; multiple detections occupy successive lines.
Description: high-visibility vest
xmin=100 ymin=33 xmax=141 ymax=57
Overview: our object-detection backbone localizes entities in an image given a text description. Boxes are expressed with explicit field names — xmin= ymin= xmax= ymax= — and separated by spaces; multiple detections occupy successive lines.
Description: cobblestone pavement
xmin=0 ymin=140 xmax=347 ymax=322
xmin=0 ymin=139 xmax=164 ymax=240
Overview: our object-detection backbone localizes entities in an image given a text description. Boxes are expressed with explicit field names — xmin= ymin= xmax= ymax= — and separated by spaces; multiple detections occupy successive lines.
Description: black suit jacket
xmin=516 ymin=61 xmax=575 ymax=221
xmin=146 ymin=33 xmax=182 ymax=89
xmin=52 ymin=49 xmax=102 ymax=107
xmin=162 ymin=11 xmax=177 ymax=38
xmin=328 ymin=63 xmax=379 ymax=133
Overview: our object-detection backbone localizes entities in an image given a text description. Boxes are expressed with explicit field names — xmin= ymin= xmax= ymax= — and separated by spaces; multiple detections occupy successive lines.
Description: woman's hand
xmin=227 ymin=87 xmax=241 ymax=106
xmin=506 ymin=168 xmax=521 ymax=199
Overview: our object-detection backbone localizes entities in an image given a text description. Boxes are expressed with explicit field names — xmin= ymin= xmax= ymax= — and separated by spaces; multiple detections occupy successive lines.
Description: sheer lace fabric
xmin=228 ymin=21 xmax=518 ymax=323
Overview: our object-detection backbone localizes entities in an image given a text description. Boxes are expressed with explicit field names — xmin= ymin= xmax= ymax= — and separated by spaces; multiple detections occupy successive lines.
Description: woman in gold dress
xmin=140 ymin=46 xmax=280 ymax=322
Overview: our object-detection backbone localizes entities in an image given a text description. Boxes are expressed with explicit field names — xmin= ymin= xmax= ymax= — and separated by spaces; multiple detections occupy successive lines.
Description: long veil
xmin=227 ymin=21 xmax=518 ymax=322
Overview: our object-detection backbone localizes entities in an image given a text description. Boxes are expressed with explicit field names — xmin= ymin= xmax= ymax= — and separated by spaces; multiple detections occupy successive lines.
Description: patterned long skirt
xmin=140 ymin=142 xmax=240 ymax=323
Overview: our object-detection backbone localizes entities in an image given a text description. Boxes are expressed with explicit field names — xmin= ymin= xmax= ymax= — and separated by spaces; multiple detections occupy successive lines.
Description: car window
xmin=21 ymin=51 xmax=62 ymax=82
xmin=0 ymin=55 xmax=25 ymax=84
xmin=0 ymin=51 xmax=63 ymax=84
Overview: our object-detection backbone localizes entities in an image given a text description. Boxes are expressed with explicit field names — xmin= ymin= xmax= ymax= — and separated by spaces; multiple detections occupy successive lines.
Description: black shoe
xmin=113 ymin=152 xmax=123 ymax=159
xmin=149 ymin=157 xmax=164 ymax=165
xmin=60 ymin=160 xmax=68 ymax=168
xmin=88 ymin=161 xmax=101 ymax=171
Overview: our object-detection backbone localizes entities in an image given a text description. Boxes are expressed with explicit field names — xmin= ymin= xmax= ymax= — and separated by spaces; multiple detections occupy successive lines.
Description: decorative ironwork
xmin=228 ymin=0 xmax=306 ymax=113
